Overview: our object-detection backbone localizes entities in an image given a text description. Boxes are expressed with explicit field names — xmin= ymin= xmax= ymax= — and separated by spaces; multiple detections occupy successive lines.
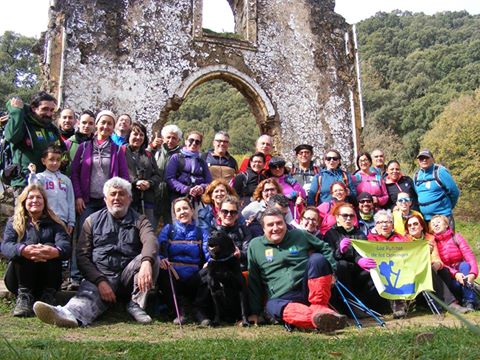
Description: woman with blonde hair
xmin=198 ymin=179 xmax=238 ymax=232
xmin=1 ymin=184 xmax=71 ymax=317
xmin=241 ymin=178 xmax=282 ymax=222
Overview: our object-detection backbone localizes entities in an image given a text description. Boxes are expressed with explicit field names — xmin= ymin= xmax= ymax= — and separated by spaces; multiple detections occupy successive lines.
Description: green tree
xmin=0 ymin=31 xmax=40 ymax=106
xmin=167 ymin=79 xmax=258 ymax=155
xmin=421 ymin=90 xmax=480 ymax=219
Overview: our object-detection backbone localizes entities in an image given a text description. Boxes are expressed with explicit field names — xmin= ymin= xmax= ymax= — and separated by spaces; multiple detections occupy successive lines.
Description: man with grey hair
xmin=33 ymin=177 xmax=159 ymax=327
xmin=149 ymin=124 xmax=183 ymax=225
xmin=202 ymin=130 xmax=238 ymax=182
xmin=239 ymin=134 xmax=273 ymax=172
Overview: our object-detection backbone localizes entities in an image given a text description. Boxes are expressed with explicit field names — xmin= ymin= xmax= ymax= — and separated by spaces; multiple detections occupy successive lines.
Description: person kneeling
xmin=33 ymin=177 xmax=158 ymax=327
xmin=247 ymin=207 xmax=347 ymax=332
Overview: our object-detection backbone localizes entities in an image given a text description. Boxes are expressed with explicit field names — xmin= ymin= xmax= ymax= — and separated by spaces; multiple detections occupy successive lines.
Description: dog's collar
xmin=208 ymin=254 xmax=235 ymax=263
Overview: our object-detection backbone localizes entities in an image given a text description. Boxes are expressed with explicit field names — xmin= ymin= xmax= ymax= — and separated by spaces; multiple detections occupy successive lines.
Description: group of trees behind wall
xmin=1 ymin=10 xmax=479 ymax=218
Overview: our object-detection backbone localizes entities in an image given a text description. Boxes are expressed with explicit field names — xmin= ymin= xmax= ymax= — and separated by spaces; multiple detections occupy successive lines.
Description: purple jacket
xmin=71 ymin=139 xmax=130 ymax=203
xmin=165 ymin=150 xmax=212 ymax=198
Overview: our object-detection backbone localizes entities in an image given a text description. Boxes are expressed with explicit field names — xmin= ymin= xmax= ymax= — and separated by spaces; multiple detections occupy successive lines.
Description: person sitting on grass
xmin=247 ymin=207 xmax=347 ymax=333
xmin=1 ymin=184 xmax=71 ymax=317
xmin=33 ymin=177 xmax=158 ymax=327
xmin=430 ymin=215 xmax=479 ymax=311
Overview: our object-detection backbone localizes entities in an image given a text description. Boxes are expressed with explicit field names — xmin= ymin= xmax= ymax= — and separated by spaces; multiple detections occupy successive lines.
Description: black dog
xmin=199 ymin=230 xmax=249 ymax=327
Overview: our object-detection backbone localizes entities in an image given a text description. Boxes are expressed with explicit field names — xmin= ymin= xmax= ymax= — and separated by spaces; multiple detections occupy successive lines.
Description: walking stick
xmin=167 ymin=264 xmax=182 ymax=329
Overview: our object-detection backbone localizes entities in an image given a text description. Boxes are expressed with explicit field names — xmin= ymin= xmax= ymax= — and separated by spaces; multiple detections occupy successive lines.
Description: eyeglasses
xmin=407 ymin=222 xmax=420 ymax=227
xmin=302 ymin=217 xmax=318 ymax=223
xmin=270 ymin=164 xmax=284 ymax=169
xmin=187 ymin=138 xmax=201 ymax=145
xmin=376 ymin=221 xmax=393 ymax=225
xmin=339 ymin=213 xmax=355 ymax=219
xmin=214 ymin=139 xmax=229 ymax=143
xmin=325 ymin=156 xmax=339 ymax=161
xmin=397 ymin=198 xmax=411 ymax=203
xmin=359 ymin=199 xmax=373 ymax=204
xmin=220 ymin=209 xmax=238 ymax=216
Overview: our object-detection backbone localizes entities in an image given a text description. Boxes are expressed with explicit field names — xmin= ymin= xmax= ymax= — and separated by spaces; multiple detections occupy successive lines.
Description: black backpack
xmin=0 ymin=127 xmax=19 ymax=185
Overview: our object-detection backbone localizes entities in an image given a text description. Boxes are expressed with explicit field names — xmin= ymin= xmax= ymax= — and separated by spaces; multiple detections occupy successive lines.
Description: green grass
xmin=456 ymin=221 xmax=480 ymax=258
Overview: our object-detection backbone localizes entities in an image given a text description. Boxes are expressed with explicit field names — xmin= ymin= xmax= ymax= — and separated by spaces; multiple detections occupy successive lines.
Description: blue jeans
xmin=441 ymin=262 xmax=477 ymax=305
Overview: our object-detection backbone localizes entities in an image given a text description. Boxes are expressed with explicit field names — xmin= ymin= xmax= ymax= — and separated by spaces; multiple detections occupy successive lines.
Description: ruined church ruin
xmin=40 ymin=0 xmax=363 ymax=165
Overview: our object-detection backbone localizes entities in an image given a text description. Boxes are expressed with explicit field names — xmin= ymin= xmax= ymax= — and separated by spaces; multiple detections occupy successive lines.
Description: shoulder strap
xmin=433 ymin=164 xmax=449 ymax=194
xmin=341 ymin=170 xmax=349 ymax=187
xmin=314 ymin=174 xmax=323 ymax=205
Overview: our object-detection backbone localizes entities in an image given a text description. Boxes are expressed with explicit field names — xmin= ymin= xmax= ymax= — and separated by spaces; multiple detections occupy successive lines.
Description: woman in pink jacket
xmin=353 ymin=152 xmax=388 ymax=208
xmin=317 ymin=181 xmax=356 ymax=235
xmin=430 ymin=215 xmax=478 ymax=310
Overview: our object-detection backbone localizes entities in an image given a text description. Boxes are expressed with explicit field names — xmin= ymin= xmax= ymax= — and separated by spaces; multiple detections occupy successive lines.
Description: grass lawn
xmin=1 ymin=296 xmax=479 ymax=359
xmin=0 ymin=221 xmax=479 ymax=359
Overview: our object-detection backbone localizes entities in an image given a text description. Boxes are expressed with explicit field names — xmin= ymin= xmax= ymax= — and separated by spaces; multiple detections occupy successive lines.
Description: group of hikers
xmin=0 ymin=91 xmax=478 ymax=333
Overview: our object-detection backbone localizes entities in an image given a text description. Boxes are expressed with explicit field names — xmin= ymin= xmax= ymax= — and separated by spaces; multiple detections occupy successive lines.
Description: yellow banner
xmin=351 ymin=240 xmax=433 ymax=300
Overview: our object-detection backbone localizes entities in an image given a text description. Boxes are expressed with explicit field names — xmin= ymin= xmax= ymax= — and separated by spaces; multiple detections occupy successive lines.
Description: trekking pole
xmin=335 ymin=282 xmax=362 ymax=328
xmin=422 ymin=291 xmax=443 ymax=318
xmin=167 ymin=264 xmax=182 ymax=330
xmin=337 ymin=280 xmax=386 ymax=327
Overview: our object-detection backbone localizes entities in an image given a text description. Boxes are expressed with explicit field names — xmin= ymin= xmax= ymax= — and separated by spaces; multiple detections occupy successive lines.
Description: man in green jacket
xmin=247 ymin=207 xmax=347 ymax=332
xmin=5 ymin=91 xmax=62 ymax=189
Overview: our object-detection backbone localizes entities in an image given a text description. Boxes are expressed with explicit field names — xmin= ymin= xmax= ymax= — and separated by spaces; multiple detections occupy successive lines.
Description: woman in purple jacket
xmin=165 ymin=131 xmax=212 ymax=204
xmin=71 ymin=110 xmax=130 ymax=230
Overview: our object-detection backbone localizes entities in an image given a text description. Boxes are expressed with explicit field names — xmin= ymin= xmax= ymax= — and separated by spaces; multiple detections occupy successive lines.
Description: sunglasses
xmin=339 ymin=213 xmax=355 ymax=219
xmin=187 ymin=138 xmax=201 ymax=145
xmin=397 ymin=198 xmax=411 ymax=203
xmin=220 ymin=209 xmax=238 ymax=216
xmin=270 ymin=164 xmax=284 ymax=169
xmin=408 ymin=222 xmax=421 ymax=227
xmin=325 ymin=156 xmax=339 ymax=161
xmin=418 ymin=156 xmax=430 ymax=161
xmin=214 ymin=139 xmax=229 ymax=143
xmin=359 ymin=199 xmax=373 ymax=204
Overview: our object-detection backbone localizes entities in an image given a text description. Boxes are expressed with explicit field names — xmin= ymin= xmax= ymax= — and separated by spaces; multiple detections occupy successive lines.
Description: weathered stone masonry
xmin=39 ymin=0 xmax=363 ymax=166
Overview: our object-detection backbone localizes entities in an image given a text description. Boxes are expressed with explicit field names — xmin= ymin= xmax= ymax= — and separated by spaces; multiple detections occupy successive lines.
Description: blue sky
xmin=1 ymin=0 xmax=479 ymax=37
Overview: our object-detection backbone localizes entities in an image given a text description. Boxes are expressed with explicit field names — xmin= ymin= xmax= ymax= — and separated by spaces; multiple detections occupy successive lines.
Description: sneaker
xmin=126 ymin=300 xmax=152 ymax=324
xmin=312 ymin=311 xmax=347 ymax=333
xmin=33 ymin=301 xmax=78 ymax=328
xmin=391 ymin=300 xmax=407 ymax=319
xmin=13 ymin=288 xmax=34 ymax=317
xmin=449 ymin=302 xmax=471 ymax=314
xmin=38 ymin=288 xmax=57 ymax=306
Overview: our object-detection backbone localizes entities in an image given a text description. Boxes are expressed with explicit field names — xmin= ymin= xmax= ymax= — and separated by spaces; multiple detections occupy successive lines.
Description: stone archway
xmin=154 ymin=65 xmax=277 ymax=136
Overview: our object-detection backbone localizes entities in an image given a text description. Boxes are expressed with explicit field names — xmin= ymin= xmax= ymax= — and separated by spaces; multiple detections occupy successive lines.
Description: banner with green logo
xmin=351 ymin=240 xmax=433 ymax=300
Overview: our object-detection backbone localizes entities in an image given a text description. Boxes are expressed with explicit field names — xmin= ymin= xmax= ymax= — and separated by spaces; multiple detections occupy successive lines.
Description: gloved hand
xmin=339 ymin=238 xmax=352 ymax=254
xmin=358 ymin=257 xmax=377 ymax=271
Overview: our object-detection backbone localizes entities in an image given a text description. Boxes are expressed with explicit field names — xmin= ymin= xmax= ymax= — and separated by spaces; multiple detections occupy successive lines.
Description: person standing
xmin=289 ymin=144 xmax=320 ymax=194
xmin=238 ymin=135 xmax=273 ymax=172
xmin=413 ymin=149 xmax=460 ymax=227
xmin=111 ymin=113 xmax=132 ymax=146
xmin=202 ymin=131 xmax=238 ymax=182
xmin=4 ymin=92 xmax=63 ymax=189
xmin=149 ymin=124 xmax=183 ymax=225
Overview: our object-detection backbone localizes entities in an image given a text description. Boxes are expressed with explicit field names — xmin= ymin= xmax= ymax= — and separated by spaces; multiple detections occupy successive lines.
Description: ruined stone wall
xmin=40 ymin=0 xmax=361 ymax=166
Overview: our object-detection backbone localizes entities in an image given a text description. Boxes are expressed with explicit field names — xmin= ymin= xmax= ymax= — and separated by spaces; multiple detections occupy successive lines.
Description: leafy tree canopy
xmin=358 ymin=11 xmax=480 ymax=161
xmin=0 ymin=31 xmax=40 ymax=107
xmin=167 ymin=79 xmax=259 ymax=155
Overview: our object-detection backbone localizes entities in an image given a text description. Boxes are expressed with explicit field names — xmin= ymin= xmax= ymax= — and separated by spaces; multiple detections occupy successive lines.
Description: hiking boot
xmin=391 ymin=300 xmax=407 ymax=319
xmin=449 ymin=302 xmax=471 ymax=314
xmin=173 ymin=315 xmax=186 ymax=325
xmin=38 ymin=288 xmax=57 ymax=306
xmin=463 ymin=302 xmax=475 ymax=312
xmin=312 ymin=311 xmax=347 ymax=333
xmin=13 ymin=288 xmax=34 ymax=317
xmin=126 ymin=300 xmax=152 ymax=324
xmin=33 ymin=301 xmax=78 ymax=328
